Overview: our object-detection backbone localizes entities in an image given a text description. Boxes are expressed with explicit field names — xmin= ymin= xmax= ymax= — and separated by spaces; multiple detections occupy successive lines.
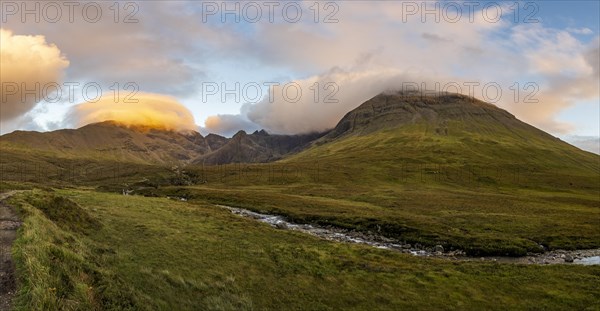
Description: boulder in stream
xmin=275 ymin=222 xmax=288 ymax=230
xmin=564 ymin=254 xmax=574 ymax=263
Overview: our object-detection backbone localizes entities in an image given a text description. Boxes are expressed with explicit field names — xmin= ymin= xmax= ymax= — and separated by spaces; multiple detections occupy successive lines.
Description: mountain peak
xmin=80 ymin=120 xmax=200 ymax=135
xmin=233 ymin=130 xmax=248 ymax=138
xmin=252 ymin=129 xmax=269 ymax=136
xmin=324 ymin=92 xmax=521 ymax=139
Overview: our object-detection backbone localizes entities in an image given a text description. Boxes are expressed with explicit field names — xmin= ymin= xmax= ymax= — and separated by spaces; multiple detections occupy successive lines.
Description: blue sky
xmin=1 ymin=0 xmax=598 ymax=152
xmin=536 ymin=0 xmax=599 ymax=137
xmin=537 ymin=1 xmax=599 ymax=32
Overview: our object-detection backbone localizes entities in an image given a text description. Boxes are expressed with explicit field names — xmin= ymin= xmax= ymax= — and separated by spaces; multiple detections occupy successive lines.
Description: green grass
xmin=136 ymin=123 xmax=597 ymax=257
xmin=8 ymin=189 xmax=600 ymax=310
xmin=0 ymin=142 xmax=175 ymax=188
xmin=3 ymin=113 xmax=600 ymax=309
xmin=146 ymin=182 xmax=600 ymax=256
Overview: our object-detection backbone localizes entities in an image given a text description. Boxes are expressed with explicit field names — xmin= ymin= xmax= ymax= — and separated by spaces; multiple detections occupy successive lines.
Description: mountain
xmin=1 ymin=121 xmax=209 ymax=164
xmin=204 ymin=133 xmax=230 ymax=151
xmin=322 ymin=92 xmax=555 ymax=141
xmin=194 ymin=130 xmax=325 ymax=165
xmin=284 ymin=92 xmax=599 ymax=188
xmin=0 ymin=121 xmax=324 ymax=166
xmin=1 ymin=91 xmax=597 ymax=187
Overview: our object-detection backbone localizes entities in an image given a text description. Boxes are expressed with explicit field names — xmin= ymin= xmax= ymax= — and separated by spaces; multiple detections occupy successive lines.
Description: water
xmin=218 ymin=205 xmax=600 ymax=265
xmin=574 ymin=256 xmax=600 ymax=265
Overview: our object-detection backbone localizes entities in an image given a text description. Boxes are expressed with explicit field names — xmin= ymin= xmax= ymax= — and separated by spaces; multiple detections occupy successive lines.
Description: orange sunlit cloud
xmin=0 ymin=28 xmax=69 ymax=121
xmin=69 ymin=93 xmax=197 ymax=132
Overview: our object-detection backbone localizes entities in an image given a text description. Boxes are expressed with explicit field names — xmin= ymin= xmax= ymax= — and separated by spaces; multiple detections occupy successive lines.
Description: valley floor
xmin=5 ymin=188 xmax=600 ymax=310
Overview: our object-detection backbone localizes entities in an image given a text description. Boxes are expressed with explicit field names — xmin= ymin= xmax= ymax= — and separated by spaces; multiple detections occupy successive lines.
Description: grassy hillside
xmin=0 ymin=121 xmax=324 ymax=167
xmin=0 ymin=121 xmax=210 ymax=165
xmin=2 ymin=94 xmax=598 ymax=257
xmin=2 ymin=93 xmax=599 ymax=309
xmin=285 ymin=117 xmax=599 ymax=190
xmin=153 ymin=95 xmax=600 ymax=257
xmin=0 ymin=147 xmax=174 ymax=188
xmin=8 ymin=189 xmax=600 ymax=310
xmin=146 ymin=182 xmax=600 ymax=256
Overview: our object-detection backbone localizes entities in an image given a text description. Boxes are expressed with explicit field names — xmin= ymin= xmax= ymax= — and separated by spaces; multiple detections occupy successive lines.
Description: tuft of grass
xmin=24 ymin=193 xmax=101 ymax=234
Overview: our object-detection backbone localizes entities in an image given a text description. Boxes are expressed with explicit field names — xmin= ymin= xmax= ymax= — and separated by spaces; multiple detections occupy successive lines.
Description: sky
xmin=1 ymin=0 xmax=599 ymax=153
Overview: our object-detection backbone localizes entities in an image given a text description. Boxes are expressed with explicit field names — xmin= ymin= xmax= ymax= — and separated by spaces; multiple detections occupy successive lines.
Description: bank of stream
xmin=218 ymin=205 xmax=600 ymax=266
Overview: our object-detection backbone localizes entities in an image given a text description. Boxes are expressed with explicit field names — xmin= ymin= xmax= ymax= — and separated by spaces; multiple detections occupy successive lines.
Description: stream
xmin=218 ymin=205 xmax=600 ymax=265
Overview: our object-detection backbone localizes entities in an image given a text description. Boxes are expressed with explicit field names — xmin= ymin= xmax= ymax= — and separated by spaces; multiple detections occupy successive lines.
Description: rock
xmin=380 ymin=237 xmax=394 ymax=243
xmin=390 ymin=244 xmax=403 ymax=250
xmin=274 ymin=222 xmax=288 ymax=230
xmin=403 ymin=244 xmax=412 ymax=249
xmin=434 ymin=245 xmax=444 ymax=253
xmin=564 ymin=254 xmax=574 ymax=263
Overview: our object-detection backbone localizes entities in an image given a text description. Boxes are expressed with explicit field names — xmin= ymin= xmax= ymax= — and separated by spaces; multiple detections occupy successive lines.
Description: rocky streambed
xmin=219 ymin=205 xmax=600 ymax=266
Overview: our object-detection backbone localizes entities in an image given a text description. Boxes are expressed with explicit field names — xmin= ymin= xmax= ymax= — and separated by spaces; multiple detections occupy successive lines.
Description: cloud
xmin=584 ymin=41 xmax=600 ymax=76
xmin=0 ymin=101 xmax=67 ymax=134
xmin=212 ymin=66 xmax=466 ymax=135
xmin=507 ymin=31 xmax=600 ymax=133
xmin=0 ymin=2 xmax=218 ymax=97
xmin=247 ymin=1 xmax=507 ymax=74
xmin=234 ymin=7 xmax=599 ymax=135
xmin=244 ymin=67 xmax=405 ymax=134
xmin=67 ymin=92 xmax=197 ymax=132
xmin=566 ymin=27 xmax=594 ymax=35
xmin=421 ymin=32 xmax=452 ymax=43
xmin=3 ymin=1 xmax=598 ymax=138
xmin=565 ymin=136 xmax=600 ymax=154
xmin=0 ymin=28 xmax=69 ymax=122
xmin=204 ymin=113 xmax=260 ymax=137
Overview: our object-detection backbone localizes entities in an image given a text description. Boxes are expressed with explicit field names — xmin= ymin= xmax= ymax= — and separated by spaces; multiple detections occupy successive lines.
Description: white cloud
xmin=2 ymin=1 xmax=598 ymax=138
xmin=207 ymin=2 xmax=599 ymax=135
xmin=566 ymin=27 xmax=594 ymax=35
xmin=203 ymin=113 xmax=259 ymax=137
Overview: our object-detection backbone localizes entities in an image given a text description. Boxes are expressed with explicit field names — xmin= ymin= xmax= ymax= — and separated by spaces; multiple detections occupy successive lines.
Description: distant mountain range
xmin=0 ymin=120 xmax=323 ymax=165
xmin=1 ymin=92 xmax=597 ymax=175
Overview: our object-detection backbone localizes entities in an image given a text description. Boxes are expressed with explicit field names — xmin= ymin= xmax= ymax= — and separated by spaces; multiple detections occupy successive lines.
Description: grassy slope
xmin=0 ymin=142 xmax=175 ymax=188
xmin=152 ymin=123 xmax=599 ymax=256
xmin=153 ymin=183 xmax=600 ymax=256
xmin=9 ymin=189 xmax=600 ymax=310
xmin=3 ymin=95 xmax=599 ymax=309
xmin=3 ymin=121 xmax=599 ymax=257
xmin=0 ymin=121 xmax=207 ymax=165
xmin=284 ymin=121 xmax=599 ymax=187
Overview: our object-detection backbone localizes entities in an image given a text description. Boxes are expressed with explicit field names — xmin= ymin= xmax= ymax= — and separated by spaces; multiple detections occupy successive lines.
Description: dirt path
xmin=0 ymin=191 xmax=21 ymax=311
